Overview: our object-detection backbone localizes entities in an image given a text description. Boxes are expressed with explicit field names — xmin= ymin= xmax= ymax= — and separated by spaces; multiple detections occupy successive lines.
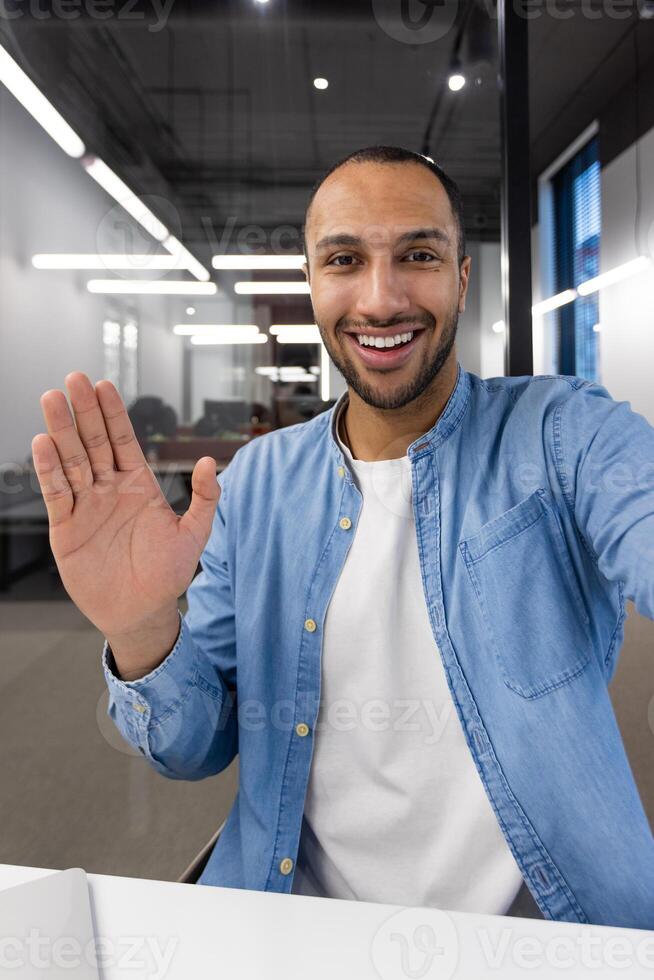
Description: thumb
xmin=178 ymin=456 xmax=221 ymax=546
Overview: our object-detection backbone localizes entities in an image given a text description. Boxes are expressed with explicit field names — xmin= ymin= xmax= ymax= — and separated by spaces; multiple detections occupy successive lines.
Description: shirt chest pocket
xmin=458 ymin=488 xmax=592 ymax=699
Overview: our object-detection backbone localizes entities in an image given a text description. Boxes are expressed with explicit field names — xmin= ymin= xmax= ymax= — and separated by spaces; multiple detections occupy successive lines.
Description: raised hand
xmin=32 ymin=372 xmax=220 ymax=677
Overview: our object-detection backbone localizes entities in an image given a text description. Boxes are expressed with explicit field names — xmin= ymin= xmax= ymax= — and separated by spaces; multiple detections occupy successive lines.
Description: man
xmin=33 ymin=146 xmax=654 ymax=928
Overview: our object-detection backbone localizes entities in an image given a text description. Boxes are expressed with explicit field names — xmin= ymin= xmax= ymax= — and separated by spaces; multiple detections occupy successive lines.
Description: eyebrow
xmin=314 ymin=227 xmax=451 ymax=253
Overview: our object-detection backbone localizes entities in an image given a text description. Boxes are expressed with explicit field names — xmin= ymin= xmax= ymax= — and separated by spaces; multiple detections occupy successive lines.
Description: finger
xmin=178 ymin=457 xmax=220 ymax=547
xmin=40 ymin=389 xmax=94 ymax=497
xmin=94 ymin=380 xmax=146 ymax=472
xmin=31 ymin=433 xmax=74 ymax=526
xmin=64 ymin=372 xmax=115 ymax=478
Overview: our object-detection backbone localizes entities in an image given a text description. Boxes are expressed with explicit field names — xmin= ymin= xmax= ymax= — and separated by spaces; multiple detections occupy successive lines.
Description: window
xmin=102 ymin=316 xmax=139 ymax=408
xmin=552 ymin=137 xmax=601 ymax=381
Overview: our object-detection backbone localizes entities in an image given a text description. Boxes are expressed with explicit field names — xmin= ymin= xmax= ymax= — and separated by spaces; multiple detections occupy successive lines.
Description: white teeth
xmin=355 ymin=331 xmax=414 ymax=348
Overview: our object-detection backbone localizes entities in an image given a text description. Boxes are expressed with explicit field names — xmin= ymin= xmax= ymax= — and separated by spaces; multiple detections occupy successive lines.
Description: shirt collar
xmin=328 ymin=361 xmax=471 ymax=472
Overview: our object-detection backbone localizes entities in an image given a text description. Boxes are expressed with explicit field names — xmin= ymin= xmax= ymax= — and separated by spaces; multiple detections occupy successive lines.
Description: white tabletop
xmin=0 ymin=864 xmax=652 ymax=979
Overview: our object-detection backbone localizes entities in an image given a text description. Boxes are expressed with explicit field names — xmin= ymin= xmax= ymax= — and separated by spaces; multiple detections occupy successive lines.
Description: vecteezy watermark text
xmin=0 ymin=0 xmax=175 ymax=32
xmin=372 ymin=0 xmax=654 ymax=47
xmin=0 ymin=930 xmax=177 ymax=979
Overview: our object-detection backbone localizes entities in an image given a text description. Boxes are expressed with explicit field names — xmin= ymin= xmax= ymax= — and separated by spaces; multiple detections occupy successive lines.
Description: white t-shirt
xmin=291 ymin=411 xmax=525 ymax=913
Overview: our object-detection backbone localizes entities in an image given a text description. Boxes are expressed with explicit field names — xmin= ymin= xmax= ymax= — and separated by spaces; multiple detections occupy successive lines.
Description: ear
xmin=458 ymin=255 xmax=471 ymax=314
xmin=302 ymin=259 xmax=310 ymax=285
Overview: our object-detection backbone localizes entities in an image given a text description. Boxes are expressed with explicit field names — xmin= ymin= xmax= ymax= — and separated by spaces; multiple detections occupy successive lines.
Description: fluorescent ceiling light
xmin=531 ymin=289 xmax=577 ymax=318
xmin=173 ymin=324 xmax=260 ymax=337
xmin=32 ymin=253 xmax=185 ymax=271
xmin=577 ymin=256 xmax=651 ymax=296
xmin=235 ymin=281 xmax=311 ymax=295
xmin=255 ymin=367 xmax=317 ymax=381
xmin=313 ymin=78 xmax=329 ymax=90
xmin=82 ymin=156 xmax=169 ymax=243
xmin=270 ymin=323 xmax=317 ymax=334
xmin=163 ymin=235 xmax=210 ymax=282
xmin=274 ymin=328 xmax=322 ymax=343
xmin=0 ymin=45 xmax=85 ymax=158
xmin=191 ymin=334 xmax=268 ymax=345
xmin=256 ymin=366 xmax=310 ymax=376
xmin=87 ymin=280 xmax=217 ymax=295
xmin=212 ymin=255 xmax=306 ymax=270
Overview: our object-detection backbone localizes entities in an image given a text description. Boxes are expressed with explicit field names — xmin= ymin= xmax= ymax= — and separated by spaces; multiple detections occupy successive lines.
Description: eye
xmin=403 ymin=250 xmax=437 ymax=263
xmin=327 ymin=254 xmax=358 ymax=267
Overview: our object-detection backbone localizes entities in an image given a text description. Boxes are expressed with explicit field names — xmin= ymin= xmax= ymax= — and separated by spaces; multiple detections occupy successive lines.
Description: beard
xmin=317 ymin=305 xmax=459 ymax=411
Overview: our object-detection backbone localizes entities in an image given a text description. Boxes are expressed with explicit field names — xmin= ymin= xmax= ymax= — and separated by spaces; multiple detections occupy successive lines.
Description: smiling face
xmin=303 ymin=161 xmax=471 ymax=411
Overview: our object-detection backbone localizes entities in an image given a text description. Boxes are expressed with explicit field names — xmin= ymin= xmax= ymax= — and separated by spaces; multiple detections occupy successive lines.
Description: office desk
xmin=0 ymin=471 xmax=192 ymax=591
xmin=1 ymin=864 xmax=653 ymax=978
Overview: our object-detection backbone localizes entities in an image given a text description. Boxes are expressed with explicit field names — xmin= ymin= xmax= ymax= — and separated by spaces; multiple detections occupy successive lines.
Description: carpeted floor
xmin=0 ymin=578 xmax=238 ymax=881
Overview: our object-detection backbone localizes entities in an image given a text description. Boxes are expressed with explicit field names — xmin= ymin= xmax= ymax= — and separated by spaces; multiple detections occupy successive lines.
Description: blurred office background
xmin=1 ymin=3 xmax=653 ymax=880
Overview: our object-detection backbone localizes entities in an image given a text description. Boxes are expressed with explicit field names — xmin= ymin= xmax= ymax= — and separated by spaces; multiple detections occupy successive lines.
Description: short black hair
xmin=303 ymin=145 xmax=467 ymax=266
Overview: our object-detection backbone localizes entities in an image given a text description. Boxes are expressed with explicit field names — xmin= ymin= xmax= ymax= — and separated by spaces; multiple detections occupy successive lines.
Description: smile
xmin=343 ymin=328 xmax=425 ymax=369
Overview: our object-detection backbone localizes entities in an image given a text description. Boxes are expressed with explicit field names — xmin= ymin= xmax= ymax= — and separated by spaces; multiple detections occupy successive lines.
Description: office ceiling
xmin=1 ymin=1 xmax=653 ymax=272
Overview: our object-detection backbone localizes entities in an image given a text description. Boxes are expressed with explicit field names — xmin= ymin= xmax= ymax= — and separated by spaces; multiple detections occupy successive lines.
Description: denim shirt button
xmin=279 ymin=858 xmax=294 ymax=875
xmin=304 ymin=619 xmax=317 ymax=633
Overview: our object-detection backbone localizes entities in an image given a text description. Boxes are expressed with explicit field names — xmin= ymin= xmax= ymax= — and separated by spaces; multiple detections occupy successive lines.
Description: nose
xmin=352 ymin=257 xmax=411 ymax=324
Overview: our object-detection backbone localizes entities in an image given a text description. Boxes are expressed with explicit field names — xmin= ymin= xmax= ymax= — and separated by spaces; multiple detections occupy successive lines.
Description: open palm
xmin=32 ymin=372 xmax=219 ymax=641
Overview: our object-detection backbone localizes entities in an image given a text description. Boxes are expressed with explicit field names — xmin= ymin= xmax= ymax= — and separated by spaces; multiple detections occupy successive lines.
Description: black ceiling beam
xmin=498 ymin=0 xmax=533 ymax=377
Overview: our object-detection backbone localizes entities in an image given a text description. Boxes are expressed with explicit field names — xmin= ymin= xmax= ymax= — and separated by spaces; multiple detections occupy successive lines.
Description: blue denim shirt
xmin=104 ymin=363 xmax=654 ymax=928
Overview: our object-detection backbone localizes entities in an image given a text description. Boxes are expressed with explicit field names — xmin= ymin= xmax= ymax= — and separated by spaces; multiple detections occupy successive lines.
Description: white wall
xmin=138 ymin=294 xmax=183 ymax=419
xmin=596 ymin=126 xmax=654 ymax=424
xmin=478 ymin=242 xmax=505 ymax=379
xmin=0 ymin=86 xmax=185 ymax=465
xmin=458 ymin=241 xmax=504 ymax=380
xmin=456 ymin=241 xmax=482 ymax=375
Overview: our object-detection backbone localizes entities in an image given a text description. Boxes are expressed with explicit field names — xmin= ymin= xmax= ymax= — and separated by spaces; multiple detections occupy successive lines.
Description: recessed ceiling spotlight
xmin=313 ymin=77 xmax=329 ymax=90
xmin=186 ymin=306 xmax=196 ymax=316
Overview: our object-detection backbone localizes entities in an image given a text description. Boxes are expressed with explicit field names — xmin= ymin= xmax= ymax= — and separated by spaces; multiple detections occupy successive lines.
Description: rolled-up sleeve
xmin=101 ymin=465 xmax=239 ymax=780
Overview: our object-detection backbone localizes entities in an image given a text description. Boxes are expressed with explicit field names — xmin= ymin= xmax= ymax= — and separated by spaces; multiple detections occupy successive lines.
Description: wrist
xmin=106 ymin=604 xmax=181 ymax=681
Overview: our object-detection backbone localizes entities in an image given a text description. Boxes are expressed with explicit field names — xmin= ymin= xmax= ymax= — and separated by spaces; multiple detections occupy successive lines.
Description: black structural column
xmin=498 ymin=0 xmax=533 ymax=376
